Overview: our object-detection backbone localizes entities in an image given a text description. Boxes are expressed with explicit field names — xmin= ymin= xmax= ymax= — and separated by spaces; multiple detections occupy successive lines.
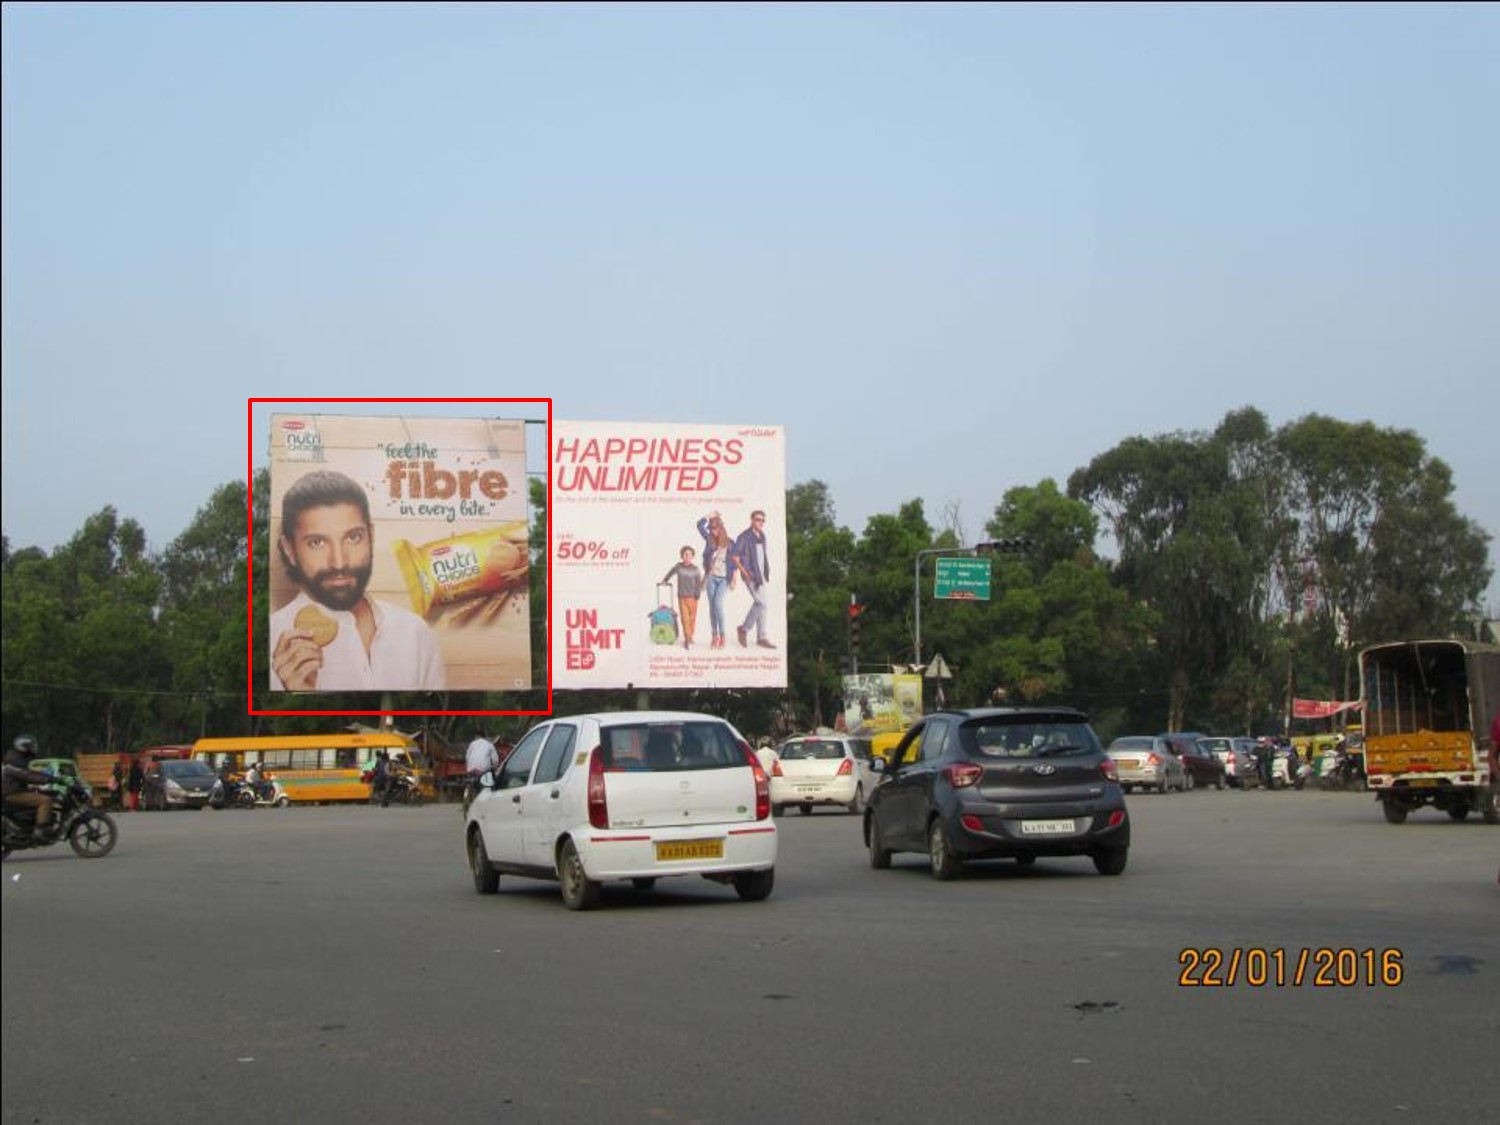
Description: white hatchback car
xmin=465 ymin=711 xmax=777 ymax=910
xmin=770 ymin=734 xmax=874 ymax=815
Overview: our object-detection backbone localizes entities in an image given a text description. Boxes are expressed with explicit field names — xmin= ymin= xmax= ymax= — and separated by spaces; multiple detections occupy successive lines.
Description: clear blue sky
xmin=4 ymin=3 xmax=1496 ymax=610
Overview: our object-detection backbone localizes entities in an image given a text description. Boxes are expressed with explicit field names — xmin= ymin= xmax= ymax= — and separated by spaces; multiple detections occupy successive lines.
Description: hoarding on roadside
xmin=842 ymin=673 xmax=923 ymax=734
xmin=267 ymin=414 xmax=530 ymax=694
xmin=551 ymin=420 xmax=786 ymax=690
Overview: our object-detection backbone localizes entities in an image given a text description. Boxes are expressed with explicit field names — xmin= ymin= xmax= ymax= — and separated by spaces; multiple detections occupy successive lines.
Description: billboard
xmin=267 ymin=414 xmax=530 ymax=694
xmin=551 ymin=420 xmax=786 ymax=690
xmin=842 ymin=673 xmax=923 ymax=734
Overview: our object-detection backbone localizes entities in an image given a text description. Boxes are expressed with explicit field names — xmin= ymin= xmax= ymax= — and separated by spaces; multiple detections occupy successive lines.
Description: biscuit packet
xmin=395 ymin=521 xmax=529 ymax=617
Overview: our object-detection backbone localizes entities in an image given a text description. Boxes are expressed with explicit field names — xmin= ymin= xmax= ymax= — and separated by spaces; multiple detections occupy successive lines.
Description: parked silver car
xmin=1106 ymin=736 xmax=1187 ymax=794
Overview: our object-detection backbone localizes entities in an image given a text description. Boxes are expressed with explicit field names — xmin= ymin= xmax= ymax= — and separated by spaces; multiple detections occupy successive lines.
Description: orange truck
xmin=1360 ymin=639 xmax=1499 ymax=824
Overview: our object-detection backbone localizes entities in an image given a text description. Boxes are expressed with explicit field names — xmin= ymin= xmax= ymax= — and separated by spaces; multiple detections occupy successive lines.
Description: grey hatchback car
xmin=865 ymin=708 xmax=1129 ymax=879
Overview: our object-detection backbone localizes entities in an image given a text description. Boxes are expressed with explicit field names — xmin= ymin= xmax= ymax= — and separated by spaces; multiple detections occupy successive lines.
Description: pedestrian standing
xmin=127 ymin=757 xmax=144 ymax=812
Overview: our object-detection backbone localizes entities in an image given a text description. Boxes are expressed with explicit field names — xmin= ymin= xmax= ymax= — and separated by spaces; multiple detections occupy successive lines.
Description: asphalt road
xmin=3 ymin=788 xmax=1495 ymax=1125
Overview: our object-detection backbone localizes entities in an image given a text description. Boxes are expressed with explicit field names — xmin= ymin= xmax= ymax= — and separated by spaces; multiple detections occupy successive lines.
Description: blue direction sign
xmin=933 ymin=557 xmax=991 ymax=600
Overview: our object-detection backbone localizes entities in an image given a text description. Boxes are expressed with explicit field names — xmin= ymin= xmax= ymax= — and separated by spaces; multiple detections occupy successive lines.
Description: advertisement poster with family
xmin=552 ymin=419 xmax=787 ymax=690
xmin=267 ymin=414 xmax=531 ymax=694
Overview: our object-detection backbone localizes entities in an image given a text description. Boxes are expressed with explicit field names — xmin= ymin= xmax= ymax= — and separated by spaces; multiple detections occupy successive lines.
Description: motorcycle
xmin=369 ymin=770 xmax=424 ymax=807
xmin=209 ymin=778 xmax=258 ymax=810
xmin=1317 ymin=748 xmax=1367 ymax=791
xmin=2 ymin=777 xmax=119 ymax=859
xmin=1269 ymin=748 xmax=1310 ymax=791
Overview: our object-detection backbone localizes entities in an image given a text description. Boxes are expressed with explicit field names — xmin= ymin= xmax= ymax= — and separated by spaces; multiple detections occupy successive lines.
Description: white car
xmin=770 ymin=734 xmax=874 ymax=815
xmin=465 ymin=711 xmax=777 ymax=910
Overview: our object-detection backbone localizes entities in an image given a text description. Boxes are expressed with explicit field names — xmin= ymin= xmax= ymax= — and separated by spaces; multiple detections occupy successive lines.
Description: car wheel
xmin=799 ymin=804 xmax=812 ymax=816
xmin=274 ymin=796 xmax=290 ymax=808
xmin=772 ymin=804 xmax=784 ymax=817
xmin=847 ymin=785 xmax=864 ymax=815
xmin=1156 ymin=781 xmax=1168 ymax=795
xmin=867 ymin=817 xmax=892 ymax=869
xmin=631 ymin=877 xmax=657 ymax=890
xmin=1214 ymin=774 xmax=1225 ymax=791
xmin=468 ymin=828 xmax=499 ymax=894
xmin=1381 ymin=800 xmax=1408 ymax=825
xmin=928 ymin=819 xmax=962 ymax=881
xmin=1183 ymin=772 xmax=1194 ymax=792
xmin=733 ymin=868 xmax=774 ymax=902
xmin=558 ymin=839 xmax=601 ymax=911
xmin=1093 ymin=847 xmax=1128 ymax=876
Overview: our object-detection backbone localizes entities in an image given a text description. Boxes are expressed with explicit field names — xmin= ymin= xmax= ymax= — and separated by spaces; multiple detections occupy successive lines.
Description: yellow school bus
xmin=192 ymin=732 xmax=432 ymax=804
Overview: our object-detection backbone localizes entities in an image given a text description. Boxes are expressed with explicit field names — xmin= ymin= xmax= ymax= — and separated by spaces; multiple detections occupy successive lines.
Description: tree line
xmin=2 ymin=408 xmax=1490 ymax=754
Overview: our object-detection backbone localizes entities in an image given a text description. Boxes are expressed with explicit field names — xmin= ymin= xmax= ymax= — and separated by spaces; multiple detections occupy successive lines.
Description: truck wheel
xmin=1446 ymin=803 xmax=1470 ymax=822
xmin=1381 ymin=799 xmax=1408 ymax=825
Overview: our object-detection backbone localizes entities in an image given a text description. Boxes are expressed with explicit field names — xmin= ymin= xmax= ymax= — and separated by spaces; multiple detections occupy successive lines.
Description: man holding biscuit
xmin=270 ymin=470 xmax=446 ymax=692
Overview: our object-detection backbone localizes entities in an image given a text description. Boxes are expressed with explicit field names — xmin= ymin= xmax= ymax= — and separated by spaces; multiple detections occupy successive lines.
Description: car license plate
xmin=1407 ymin=779 xmax=1438 ymax=787
xmin=795 ymin=785 xmax=821 ymax=793
xmin=1020 ymin=819 xmax=1077 ymax=836
xmin=655 ymin=839 xmax=724 ymax=861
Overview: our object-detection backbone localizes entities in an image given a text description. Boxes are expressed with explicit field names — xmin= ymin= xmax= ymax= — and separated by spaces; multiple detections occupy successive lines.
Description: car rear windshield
xmin=600 ymin=721 xmax=746 ymax=772
xmin=778 ymin=739 xmax=846 ymax=760
xmin=1199 ymin=738 xmax=1232 ymax=752
xmin=162 ymin=760 xmax=215 ymax=778
xmin=1109 ymin=737 xmax=1153 ymax=751
xmin=961 ymin=720 xmax=1101 ymax=759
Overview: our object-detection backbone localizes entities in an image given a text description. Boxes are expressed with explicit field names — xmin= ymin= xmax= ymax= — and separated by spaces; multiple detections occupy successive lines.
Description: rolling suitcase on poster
xmin=649 ymin=582 xmax=680 ymax=645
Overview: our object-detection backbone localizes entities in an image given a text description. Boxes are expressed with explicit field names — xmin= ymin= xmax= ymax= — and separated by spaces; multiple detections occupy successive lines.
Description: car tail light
xmin=1146 ymin=753 xmax=1160 ymax=767
xmin=836 ymin=758 xmax=853 ymax=776
xmin=1107 ymin=810 xmax=1126 ymax=828
xmin=772 ymin=758 xmax=783 ymax=777
xmin=943 ymin=762 xmax=984 ymax=788
xmin=741 ymin=740 xmax=771 ymax=821
xmin=587 ymin=746 xmax=608 ymax=829
xmin=1100 ymin=758 xmax=1118 ymax=782
xmin=960 ymin=814 xmax=985 ymax=833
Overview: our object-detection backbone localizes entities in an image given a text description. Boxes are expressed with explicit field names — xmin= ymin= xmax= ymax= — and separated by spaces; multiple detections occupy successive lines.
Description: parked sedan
xmin=770 ymin=735 xmax=874 ymax=815
xmin=465 ymin=711 xmax=776 ymax=910
xmin=864 ymin=707 xmax=1129 ymax=879
xmin=1106 ymin=736 xmax=1187 ymax=794
xmin=1170 ymin=739 xmax=1227 ymax=790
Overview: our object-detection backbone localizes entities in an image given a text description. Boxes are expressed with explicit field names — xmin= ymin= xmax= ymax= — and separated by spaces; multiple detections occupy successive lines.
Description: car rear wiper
xmin=1035 ymin=744 xmax=1085 ymax=757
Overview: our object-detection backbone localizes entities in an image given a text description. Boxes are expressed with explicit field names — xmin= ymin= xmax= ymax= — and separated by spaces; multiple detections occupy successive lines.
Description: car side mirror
xmin=479 ymin=769 xmax=497 ymax=789
xmin=871 ymin=757 xmax=887 ymax=774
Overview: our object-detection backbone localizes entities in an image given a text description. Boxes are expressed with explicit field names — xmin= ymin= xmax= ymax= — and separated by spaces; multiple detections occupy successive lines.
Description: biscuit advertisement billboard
xmin=268 ymin=414 xmax=530 ymax=694
xmin=551 ymin=420 xmax=786 ymax=690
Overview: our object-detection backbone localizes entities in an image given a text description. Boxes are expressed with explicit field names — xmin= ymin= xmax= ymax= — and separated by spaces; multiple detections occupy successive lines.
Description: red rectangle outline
xmin=246 ymin=397 xmax=553 ymax=718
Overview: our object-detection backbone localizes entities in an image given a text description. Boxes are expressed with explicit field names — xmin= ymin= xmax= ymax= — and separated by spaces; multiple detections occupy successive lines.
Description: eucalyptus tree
xmin=1274 ymin=415 xmax=1491 ymax=684
xmin=1069 ymin=415 xmax=1283 ymax=733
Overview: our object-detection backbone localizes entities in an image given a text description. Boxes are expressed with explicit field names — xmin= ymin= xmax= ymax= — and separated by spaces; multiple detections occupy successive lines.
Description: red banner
xmin=1292 ymin=698 xmax=1363 ymax=720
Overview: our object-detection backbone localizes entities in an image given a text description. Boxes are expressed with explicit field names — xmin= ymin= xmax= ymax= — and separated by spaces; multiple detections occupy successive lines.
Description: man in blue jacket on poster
xmin=729 ymin=510 xmax=775 ymax=649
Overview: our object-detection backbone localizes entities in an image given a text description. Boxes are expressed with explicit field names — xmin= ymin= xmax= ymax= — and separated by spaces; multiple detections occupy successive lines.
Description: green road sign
xmin=933 ymin=557 xmax=991 ymax=600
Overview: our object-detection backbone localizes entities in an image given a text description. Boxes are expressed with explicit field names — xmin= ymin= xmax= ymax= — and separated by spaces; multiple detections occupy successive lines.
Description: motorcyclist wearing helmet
xmin=3 ymin=735 xmax=57 ymax=839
